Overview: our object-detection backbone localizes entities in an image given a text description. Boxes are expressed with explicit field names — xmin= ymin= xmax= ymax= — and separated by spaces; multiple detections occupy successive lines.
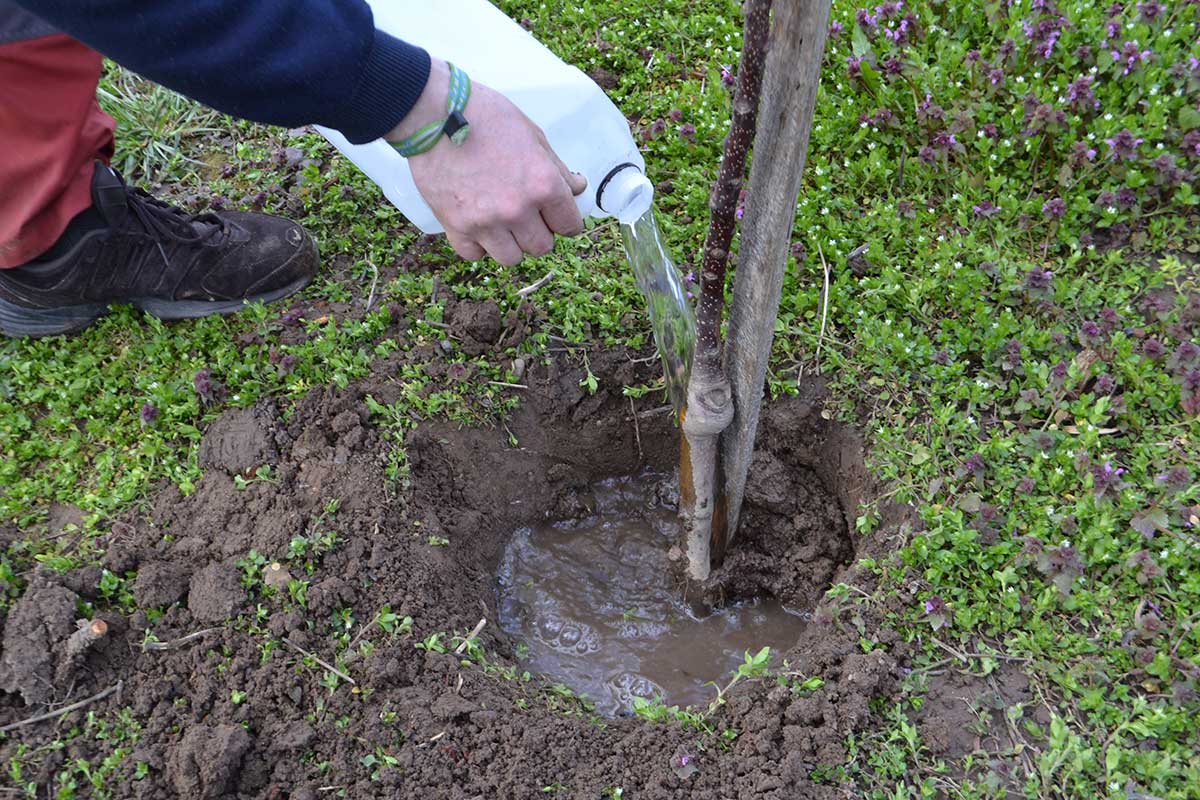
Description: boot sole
xmin=0 ymin=275 xmax=312 ymax=339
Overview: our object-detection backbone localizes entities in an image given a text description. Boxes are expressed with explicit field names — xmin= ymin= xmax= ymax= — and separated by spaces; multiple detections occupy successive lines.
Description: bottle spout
xmin=596 ymin=164 xmax=654 ymax=225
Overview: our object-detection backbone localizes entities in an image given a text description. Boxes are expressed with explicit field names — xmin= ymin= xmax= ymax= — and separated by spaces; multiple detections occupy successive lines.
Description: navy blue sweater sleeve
xmin=18 ymin=0 xmax=430 ymax=144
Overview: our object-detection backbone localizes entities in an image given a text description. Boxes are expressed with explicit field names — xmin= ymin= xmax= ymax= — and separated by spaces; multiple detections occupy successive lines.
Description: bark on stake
xmin=722 ymin=0 xmax=833 ymax=539
xmin=680 ymin=0 xmax=772 ymax=581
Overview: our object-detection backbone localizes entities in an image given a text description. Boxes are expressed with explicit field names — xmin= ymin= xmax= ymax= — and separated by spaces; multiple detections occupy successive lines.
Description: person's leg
xmin=0 ymin=3 xmax=115 ymax=268
xmin=0 ymin=3 xmax=319 ymax=338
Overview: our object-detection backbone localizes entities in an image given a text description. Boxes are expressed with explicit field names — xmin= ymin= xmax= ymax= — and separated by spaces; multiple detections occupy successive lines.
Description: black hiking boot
xmin=0 ymin=162 xmax=318 ymax=337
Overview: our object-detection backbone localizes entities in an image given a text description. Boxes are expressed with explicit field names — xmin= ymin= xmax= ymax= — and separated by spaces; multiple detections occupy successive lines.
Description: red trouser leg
xmin=0 ymin=34 xmax=115 ymax=268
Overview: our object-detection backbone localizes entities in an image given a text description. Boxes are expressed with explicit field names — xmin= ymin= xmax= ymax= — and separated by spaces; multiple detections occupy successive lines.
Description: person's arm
xmin=23 ymin=0 xmax=587 ymax=264
xmin=22 ymin=0 xmax=427 ymax=144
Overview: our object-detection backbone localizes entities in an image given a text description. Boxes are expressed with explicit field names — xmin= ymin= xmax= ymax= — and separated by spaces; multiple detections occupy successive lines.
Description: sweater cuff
xmin=333 ymin=29 xmax=432 ymax=145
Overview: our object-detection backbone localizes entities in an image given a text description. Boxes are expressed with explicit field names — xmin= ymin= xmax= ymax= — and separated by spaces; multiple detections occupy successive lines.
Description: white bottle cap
xmin=596 ymin=165 xmax=654 ymax=225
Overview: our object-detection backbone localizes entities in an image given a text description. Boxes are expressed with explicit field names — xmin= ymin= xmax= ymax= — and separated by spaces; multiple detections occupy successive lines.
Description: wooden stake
xmin=722 ymin=0 xmax=833 ymax=541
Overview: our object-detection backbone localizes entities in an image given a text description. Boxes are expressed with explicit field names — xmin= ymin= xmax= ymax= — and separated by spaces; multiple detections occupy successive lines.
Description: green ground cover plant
xmin=1 ymin=0 xmax=1198 ymax=796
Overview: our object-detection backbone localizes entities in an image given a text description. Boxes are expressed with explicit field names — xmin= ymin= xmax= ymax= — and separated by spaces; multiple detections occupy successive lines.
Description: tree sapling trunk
xmin=679 ymin=0 xmax=772 ymax=581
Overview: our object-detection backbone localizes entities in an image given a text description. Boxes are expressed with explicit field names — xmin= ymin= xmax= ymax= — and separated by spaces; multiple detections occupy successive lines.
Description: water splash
xmin=619 ymin=206 xmax=696 ymax=412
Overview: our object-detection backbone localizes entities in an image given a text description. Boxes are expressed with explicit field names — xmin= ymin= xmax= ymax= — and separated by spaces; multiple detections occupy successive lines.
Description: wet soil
xmin=496 ymin=471 xmax=808 ymax=716
xmin=0 ymin=305 xmax=919 ymax=798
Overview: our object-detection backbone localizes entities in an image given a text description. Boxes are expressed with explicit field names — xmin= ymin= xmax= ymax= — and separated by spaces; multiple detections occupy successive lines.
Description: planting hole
xmin=496 ymin=470 xmax=807 ymax=716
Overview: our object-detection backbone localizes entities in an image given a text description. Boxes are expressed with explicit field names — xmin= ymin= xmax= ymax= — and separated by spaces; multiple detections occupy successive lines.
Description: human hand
xmin=385 ymin=58 xmax=587 ymax=266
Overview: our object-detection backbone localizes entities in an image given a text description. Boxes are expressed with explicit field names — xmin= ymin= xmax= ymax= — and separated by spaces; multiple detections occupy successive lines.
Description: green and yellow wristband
xmin=390 ymin=62 xmax=472 ymax=158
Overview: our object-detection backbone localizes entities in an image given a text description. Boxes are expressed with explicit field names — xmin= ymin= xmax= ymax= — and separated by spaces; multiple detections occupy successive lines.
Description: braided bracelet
xmin=391 ymin=62 xmax=472 ymax=158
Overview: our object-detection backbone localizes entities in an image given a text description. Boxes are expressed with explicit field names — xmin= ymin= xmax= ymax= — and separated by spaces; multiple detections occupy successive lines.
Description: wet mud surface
xmin=496 ymin=471 xmax=807 ymax=716
xmin=1 ymin=303 xmax=922 ymax=798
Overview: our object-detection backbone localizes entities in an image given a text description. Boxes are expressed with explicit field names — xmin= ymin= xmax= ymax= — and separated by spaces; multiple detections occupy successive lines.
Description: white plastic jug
xmin=316 ymin=0 xmax=653 ymax=232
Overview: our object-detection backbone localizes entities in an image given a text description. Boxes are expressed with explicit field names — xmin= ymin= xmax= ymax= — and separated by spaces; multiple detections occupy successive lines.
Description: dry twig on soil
xmin=282 ymin=638 xmax=355 ymax=685
xmin=0 ymin=681 xmax=123 ymax=733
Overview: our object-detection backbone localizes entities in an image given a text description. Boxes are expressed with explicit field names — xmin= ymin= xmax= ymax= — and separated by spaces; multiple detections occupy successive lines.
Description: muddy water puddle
xmin=496 ymin=472 xmax=806 ymax=716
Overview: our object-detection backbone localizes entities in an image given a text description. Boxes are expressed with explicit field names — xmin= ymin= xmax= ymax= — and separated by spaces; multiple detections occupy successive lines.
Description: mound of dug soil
xmin=0 ymin=343 xmax=913 ymax=799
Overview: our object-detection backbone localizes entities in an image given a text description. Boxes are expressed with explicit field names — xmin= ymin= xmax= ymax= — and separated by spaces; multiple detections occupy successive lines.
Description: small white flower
xmin=1104 ymin=112 xmax=1113 ymax=120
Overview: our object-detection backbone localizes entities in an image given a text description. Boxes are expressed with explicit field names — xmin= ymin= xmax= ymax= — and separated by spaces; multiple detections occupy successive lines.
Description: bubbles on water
xmin=535 ymin=613 xmax=601 ymax=655
xmin=607 ymin=671 xmax=664 ymax=710
xmin=496 ymin=471 xmax=807 ymax=716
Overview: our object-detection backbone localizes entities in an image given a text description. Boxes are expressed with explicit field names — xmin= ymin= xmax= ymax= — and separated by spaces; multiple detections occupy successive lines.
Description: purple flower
xmin=829 ymin=20 xmax=845 ymax=37
xmin=1116 ymin=188 xmax=1138 ymax=209
xmin=897 ymin=200 xmax=915 ymax=218
xmin=1168 ymin=341 xmax=1199 ymax=371
xmin=1003 ymin=338 xmax=1024 ymax=370
xmin=982 ymin=123 xmax=999 ymax=139
xmin=932 ymin=131 xmax=957 ymax=149
xmin=1066 ymin=75 xmax=1099 ymax=111
xmin=679 ymin=123 xmax=696 ymax=143
xmin=1112 ymin=41 xmax=1152 ymax=75
xmin=1025 ymin=268 xmax=1053 ymax=289
xmin=1104 ymin=20 xmax=1121 ymax=45
xmin=1069 ymin=141 xmax=1098 ymax=168
xmin=279 ymin=354 xmax=298 ymax=375
xmin=1181 ymin=369 xmax=1200 ymax=392
xmin=1152 ymin=153 xmax=1186 ymax=186
xmin=1094 ymin=374 xmax=1116 ymax=394
xmin=973 ymin=200 xmax=1000 ymax=218
xmin=1106 ymin=129 xmax=1144 ymax=161
xmin=193 ymin=368 xmax=225 ymax=405
xmin=720 ymin=64 xmax=735 ymax=87
xmin=988 ymin=66 xmax=1005 ymax=85
xmin=856 ymin=8 xmax=878 ymax=31
xmin=1141 ymin=338 xmax=1165 ymax=360
xmin=1080 ymin=320 xmax=1103 ymax=345
xmin=279 ymin=307 xmax=304 ymax=326
xmin=933 ymin=349 xmax=950 ymax=365
xmin=966 ymin=49 xmax=982 ymax=63
xmin=791 ymin=242 xmax=807 ymax=260
xmin=924 ymin=596 xmax=946 ymax=615
xmin=1165 ymin=465 xmax=1192 ymax=489
xmin=964 ymin=453 xmax=986 ymax=475
xmin=1137 ymin=0 xmax=1164 ymax=20
xmin=918 ymin=146 xmax=937 ymax=165
xmin=846 ymin=56 xmax=862 ymax=77
xmin=1091 ymin=460 xmax=1128 ymax=497
xmin=1042 ymin=197 xmax=1066 ymax=219
xmin=1017 ymin=476 xmax=1036 ymax=493
xmin=140 ymin=402 xmax=159 ymax=427
xmin=1075 ymin=44 xmax=1093 ymax=62
xmin=881 ymin=56 xmax=904 ymax=75
xmin=668 ymin=108 xmax=683 ymax=122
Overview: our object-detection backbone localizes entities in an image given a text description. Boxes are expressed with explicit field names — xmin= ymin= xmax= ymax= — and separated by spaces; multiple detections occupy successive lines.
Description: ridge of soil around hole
xmin=1 ymin=328 xmax=916 ymax=799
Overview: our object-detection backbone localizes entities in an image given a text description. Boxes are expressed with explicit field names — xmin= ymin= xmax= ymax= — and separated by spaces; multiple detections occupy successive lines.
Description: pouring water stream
xmin=619 ymin=207 xmax=696 ymax=412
